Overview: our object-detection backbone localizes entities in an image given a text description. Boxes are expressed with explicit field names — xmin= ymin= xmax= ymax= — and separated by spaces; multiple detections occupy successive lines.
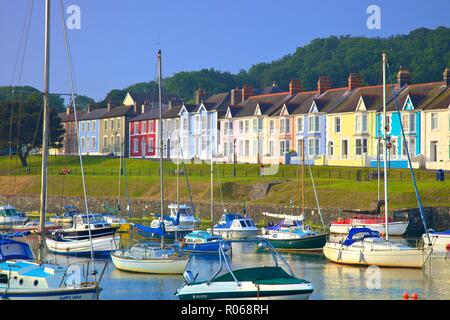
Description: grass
xmin=0 ymin=155 xmax=448 ymax=210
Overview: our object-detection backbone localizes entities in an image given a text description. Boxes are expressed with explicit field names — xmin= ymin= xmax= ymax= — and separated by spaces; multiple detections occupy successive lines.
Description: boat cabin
xmin=73 ymin=214 xmax=112 ymax=230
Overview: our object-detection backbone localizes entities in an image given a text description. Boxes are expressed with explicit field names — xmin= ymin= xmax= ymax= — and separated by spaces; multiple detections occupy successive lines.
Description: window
xmin=133 ymin=138 xmax=138 ymax=153
xmin=280 ymin=118 xmax=290 ymax=134
xmin=269 ymin=120 xmax=275 ymax=134
xmin=239 ymin=121 xmax=244 ymax=134
xmin=104 ymin=120 xmax=108 ymax=131
xmin=225 ymin=121 xmax=233 ymax=135
xmin=183 ymin=118 xmax=189 ymax=132
xmin=81 ymin=138 xmax=85 ymax=150
xmin=244 ymin=140 xmax=250 ymax=156
xmin=308 ymin=138 xmax=319 ymax=156
xmin=356 ymin=113 xmax=368 ymax=133
xmin=402 ymin=137 xmax=416 ymax=157
xmin=201 ymin=136 xmax=207 ymax=153
xmin=228 ymin=142 xmax=233 ymax=157
xmin=258 ymin=118 xmax=263 ymax=132
xmin=328 ymin=141 xmax=334 ymax=156
xmin=335 ymin=117 xmax=341 ymax=133
xmin=81 ymin=122 xmax=85 ymax=132
xmin=239 ymin=140 xmax=243 ymax=156
xmin=111 ymin=119 xmax=114 ymax=130
xmin=92 ymin=121 xmax=96 ymax=132
xmin=87 ymin=121 xmax=91 ymax=132
xmin=355 ymin=138 xmax=368 ymax=155
xmin=244 ymin=120 xmax=250 ymax=133
xmin=117 ymin=118 xmax=120 ymax=129
xmin=269 ymin=141 xmax=274 ymax=156
xmin=133 ymin=122 xmax=138 ymax=135
xmin=342 ymin=140 xmax=348 ymax=158
xmin=279 ymin=140 xmax=290 ymax=155
xmin=142 ymin=121 xmax=147 ymax=133
xmin=86 ymin=137 xmax=90 ymax=150
xmin=92 ymin=137 xmax=96 ymax=149
xmin=297 ymin=117 xmax=303 ymax=132
xmin=309 ymin=116 xmax=319 ymax=132
xmin=431 ymin=113 xmax=439 ymax=130
xmin=252 ymin=140 xmax=257 ymax=156
xmin=202 ymin=114 xmax=207 ymax=131
xmin=148 ymin=138 xmax=154 ymax=153
xmin=103 ymin=136 xmax=107 ymax=148
xmin=385 ymin=114 xmax=391 ymax=133
xmin=402 ymin=112 xmax=416 ymax=133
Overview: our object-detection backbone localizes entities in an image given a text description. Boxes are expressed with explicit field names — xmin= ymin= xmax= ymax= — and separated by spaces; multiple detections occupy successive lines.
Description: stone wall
xmin=1 ymin=193 xmax=448 ymax=235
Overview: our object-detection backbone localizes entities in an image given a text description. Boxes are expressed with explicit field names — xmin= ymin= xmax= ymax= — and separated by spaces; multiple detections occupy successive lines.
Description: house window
xmin=81 ymin=138 xmax=85 ymax=150
xmin=383 ymin=114 xmax=391 ymax=133
xmin=355 ymin=138 xmax=368 ymax=155
xmin=111 ymin=119 xmax=114 ymax=130
xmin=309 ymin=116 xmax=319 ymax=132
xmin=269 ymin=120 xmax=275 ymax=134
xmin=225 ymin=121 xmax=233 ymax=135
xmin=244 ymin=120 xmax=250 ymax=133
xmin=103 ymin=136 xmax=107 ymax=148
xmin=238 ymin=140 xmax=243 ymax=156
xmin=402 ymin=112 xmax=415 ymax=133
xmin=87 ymin=121 xmax=90 ymax=132
xmin=104 ymin=120 xmax=108 ymax=131
xmin=92 ymin=121 xmax=96 ymax=132
xmin=342 ymin=140 xmax=348 ymax=159
xmin=148 ymin=138 xmax=154 ymax=153
xmin=308 ymin=138 xmax=319 ymax=156
xmin=117 ymin=118 xmax=120 ymax=129
xmin=202 ymin=114 xmax=207 ymax=131
xmin=431 ymin=113 xmax=439 ymax=130
xmin=297 ymin=117 xmax=303 ymax=132
xmin=280 ymin=118 xmax=290 ymax=134
xmin=239 ymin=121 xmax=244 ymax=134
xmin=402 ymin=137 xmax=416 ymax=157
xmin=297 ymin=139 xmax=304 ymax=156
xmin=228 ymin=142 xmax=233 ymax=157
xmin=133 ymin=122 xmax=138 ymax=135
xmin=258 ymin=118 xmax=263 ymax=132
xmin=279 ymin=140 xmax=290 ymax=156
xmin=244 ymin=140 xmax=250 ymax=156
xmin=142 ymin=121 xmax=147 ymax=133
xmin=328 ymin=141 xmax=334 ymax=156
xmin=355 ymin=113 xmax=368 ymax=133
xmin=133 ymin=138 xmax=138 ymax=153
xmin=335 ymin=117 xmax=341 ymax=133
xmin=81 ymin=122 xmax=85 ymax=132
xmin=92 ymin=137 xmax=96 ymax=149
xmin=269 ymin=141 xmax=274 ymax=156
xmin=183 ymin=118 xmax=189 ymax=132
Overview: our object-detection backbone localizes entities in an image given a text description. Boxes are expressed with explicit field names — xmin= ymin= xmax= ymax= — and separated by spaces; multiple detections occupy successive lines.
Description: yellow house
xmin=326 ymin=81 xmax=387 ymax=167
xmin=421 ymin=82 xmax=450 ymax=170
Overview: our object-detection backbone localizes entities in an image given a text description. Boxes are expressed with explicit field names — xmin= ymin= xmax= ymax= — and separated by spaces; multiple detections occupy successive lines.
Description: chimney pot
xmin=231 ymin=88 xmax=242 ymax=105
xmin=242 ymin=84 xmax=254 ymax=102
xmin=317 ymin=76 xmax=332 ymax=95
xmin=289 ymin=80 xmax=302 ymax=96
xmin=66 ymin=105 xmax=73 ymax=115
xmin=107 ymin=100 xmax=113 ymax=111
xmin=348 ymin=73 xmax=362 ymax=91
xmin=195 ymin=88 xmax=207 ymax=105
xmin=443 ymin=67 xmax=449 ymax=86
xmin=397 ymin=67 xmax=412 ymax=87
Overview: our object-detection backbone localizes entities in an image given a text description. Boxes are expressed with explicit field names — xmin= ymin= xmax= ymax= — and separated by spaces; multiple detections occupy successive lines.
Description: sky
xmin=0 ymin=0 xmax=449 ymax=101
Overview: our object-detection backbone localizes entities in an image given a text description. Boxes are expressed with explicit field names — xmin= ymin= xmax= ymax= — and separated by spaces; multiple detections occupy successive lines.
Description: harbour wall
xmin=1 ymin=193 xmax=448 ymax=236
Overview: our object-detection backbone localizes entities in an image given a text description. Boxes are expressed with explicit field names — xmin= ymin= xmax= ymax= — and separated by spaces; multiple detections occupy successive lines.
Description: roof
xmin=58 ymin=110 xmax=87 ymax=122
xmin=126 ymin=91 xmax=181 ymax=106
xmin=421 ymin=85 xmax=450 ymax=111
xmin=328 ymin=85 xmax=388 ymax=114
xmin=79 ymin=108 xmax=108 ymax=120
xmin=202 ymin=92 xmax=230 ymax=111
xmin=129 ymin=106 xmax=168 ymax=122
xmin=162 ymin=104 xmax=183 ymax=119
xmin=98 ymin=105 xmax=136 ymax=119
xmin=385 ymin=82 xmax=444 ymax=112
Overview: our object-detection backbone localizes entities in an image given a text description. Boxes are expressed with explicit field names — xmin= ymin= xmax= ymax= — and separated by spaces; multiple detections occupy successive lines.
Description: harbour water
xmin=22 ymin=233 xmax=450 ymax=300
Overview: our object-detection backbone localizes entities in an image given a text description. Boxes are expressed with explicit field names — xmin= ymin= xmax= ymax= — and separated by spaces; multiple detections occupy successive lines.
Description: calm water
xmin=23 ymin=234 xmax=450 ymax=300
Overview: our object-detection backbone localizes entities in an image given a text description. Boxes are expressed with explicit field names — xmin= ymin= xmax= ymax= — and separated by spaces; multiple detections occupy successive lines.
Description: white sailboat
xmin=323 ymin=53 xmax=432 ymax=268
xmin=111 ymin=50 xmax=188 ymax=274
xmin=0 ymin=0 xmax=106 ymax=299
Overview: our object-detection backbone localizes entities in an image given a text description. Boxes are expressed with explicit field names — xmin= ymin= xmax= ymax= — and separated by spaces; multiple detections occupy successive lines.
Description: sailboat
xmin=257 ymin=139 xmax=327 ymax=252
xmin=181 ymin=130 xmax=230 ymax=254
xmin=323 ymin=53 xmax=432 ymax=268
xmin=176 ymin=239 xmax=314 ymax=300
xmin=0 ymin=0 xmax=105 ymax=299
xmin=110 ymin=50 xmax=188 ymax=274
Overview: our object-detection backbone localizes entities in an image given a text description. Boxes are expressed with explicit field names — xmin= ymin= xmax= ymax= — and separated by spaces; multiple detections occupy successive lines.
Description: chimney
xmin=168 ymin=100 xmax=174 ymax=109
xmin=289 ymin=80 xmax=302 ymax=96
xmin=317 ymin=76 xmax=332 ymax=95
xmin=195 ymin=88 xmax=207 ymax=105
xmin=141 ymin=100 xmax=151 ymax=114
xmin=348 ymin=73 xmax=362 ymax=91
xmin=230 ymin=88 xmax=242 ymax=105
xmin=397 ymin=67 xmax=411 ymax=87
xmin=242 ymin=84 xmax=254 ymax=101
xmin=443 ymin=67 xmax=449 ymax=86
xmin=87 ymin=105 xmax=93 ymax=113
xmin=107 ymin=100 xmax=113 ymax=111
xmin=66 ymin=105 xmax=73 ymax=115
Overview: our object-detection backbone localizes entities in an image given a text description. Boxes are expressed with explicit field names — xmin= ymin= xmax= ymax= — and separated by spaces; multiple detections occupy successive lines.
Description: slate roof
xmin=80 ymin=108 xmax=108 ymax=120
xmin=414 ymin=84 xmax=450 ymax=111
xmin=98 ymin=105 xmax=136 ymax=119
xmin=162 ymin=105 xmax=183 ymax=119
xmin=127 ymin=92 xmax=181 ymax=106
xmin=130 ymin=107 xmax=169 ymax=122
xmin=385 ymin=82 xmax=444 ymax=112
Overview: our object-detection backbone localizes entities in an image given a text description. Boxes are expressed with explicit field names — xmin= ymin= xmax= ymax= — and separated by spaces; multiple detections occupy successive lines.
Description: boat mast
xmin=38 ymin=0 xmax=50 ymax=263
xmin=382 ymin=53 xmax=389 ymax=241
xmin=158 ymin=49 xmax=164 ymax=248
xmin=210 ymin=117 xmax=214 ymax=227
xmin=301 ymin=138 xmax=305 ymax=213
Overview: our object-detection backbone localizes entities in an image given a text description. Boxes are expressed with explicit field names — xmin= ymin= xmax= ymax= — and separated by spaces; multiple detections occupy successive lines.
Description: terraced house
xmin=78 ymin=106 xmax=106 ymax=155
xmin=58 ymin=106 xmax=84 ymax=155
xmin=179 ymin=89 xmax=229 ymax=161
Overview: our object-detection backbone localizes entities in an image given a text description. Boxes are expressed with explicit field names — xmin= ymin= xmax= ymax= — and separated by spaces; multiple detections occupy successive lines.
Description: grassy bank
xmin=0 ymin=155 xmax=448 ymax=210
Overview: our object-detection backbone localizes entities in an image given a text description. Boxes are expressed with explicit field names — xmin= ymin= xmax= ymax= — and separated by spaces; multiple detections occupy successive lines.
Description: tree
xmin=0 ymin=92 xmax=65 ymax=167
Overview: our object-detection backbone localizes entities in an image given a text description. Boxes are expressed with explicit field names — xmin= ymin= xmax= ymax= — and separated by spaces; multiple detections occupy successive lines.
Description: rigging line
xmin=386 ymin=62 xmax=431 ymax=246
xmin=12 ymin=96 xmax=24 ymax=199
xmin=303 ymin=150 xmax=325 ymax=228
xmin=215 ymin=161 xmax=225 ymax=214
xmin=59 ymin=0 xmax=95 ymax=264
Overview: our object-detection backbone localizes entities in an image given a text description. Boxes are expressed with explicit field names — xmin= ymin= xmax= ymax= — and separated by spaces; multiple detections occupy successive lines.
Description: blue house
xmin=78 ymin=107 xmax=106 ymax=155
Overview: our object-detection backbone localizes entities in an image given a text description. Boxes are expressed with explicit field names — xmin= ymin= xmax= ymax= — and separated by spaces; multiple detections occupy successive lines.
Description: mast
xmin=382 ymin=53 xmax=389 ymax=241
xmin=301 ymin=138 xmax=305 ymax=213
xmin=38 ymin=0 xmax=50 ymax=263
xmin=158 ymin=49 xmax=164 ymax=248
xmin=210 ymin=118 xmax=214 ymax=227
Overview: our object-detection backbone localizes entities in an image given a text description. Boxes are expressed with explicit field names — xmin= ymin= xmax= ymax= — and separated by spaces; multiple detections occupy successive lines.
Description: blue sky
xmin=1 ymin=0 xmax=449 ymax=101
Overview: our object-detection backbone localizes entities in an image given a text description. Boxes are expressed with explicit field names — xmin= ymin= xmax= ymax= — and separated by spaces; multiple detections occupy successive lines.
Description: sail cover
xmin=0 ymin=238 xmax=34 ymax=261
xmin=261 ymin=212 xmax=304 ymax=221
xmin=134 ymin=223 xmax=165 ymax=236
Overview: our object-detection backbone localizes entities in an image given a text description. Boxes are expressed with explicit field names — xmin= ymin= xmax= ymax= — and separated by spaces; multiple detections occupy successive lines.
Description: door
xmin=430 ymin=141 xmax=438 ymax=162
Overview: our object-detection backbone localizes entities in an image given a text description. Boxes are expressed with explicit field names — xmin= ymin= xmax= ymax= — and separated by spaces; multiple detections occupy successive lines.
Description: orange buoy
xmin=411 ymin=293 xmax=418 ymax=300
xmin=403 ymin=292 xmax=409 ymax=300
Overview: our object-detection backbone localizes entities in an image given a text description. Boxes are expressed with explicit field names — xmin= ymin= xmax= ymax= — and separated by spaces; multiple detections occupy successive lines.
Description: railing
xmin=59 ymin=260 xmax=108 ymax=289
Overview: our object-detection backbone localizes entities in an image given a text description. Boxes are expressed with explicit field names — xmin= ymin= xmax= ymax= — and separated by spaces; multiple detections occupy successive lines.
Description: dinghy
xmin=46 ymin=234 xmax=120 ymax=256
xmin=210 ymin=213 xmax=258 ymax=239
xmin=176 ymin=239 xmax=314 ymax=300
xmin=180 ymin=230 xmax=231 ymax=254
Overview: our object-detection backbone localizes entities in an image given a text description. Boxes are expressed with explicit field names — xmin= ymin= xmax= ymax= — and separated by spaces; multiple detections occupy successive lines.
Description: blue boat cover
xmin=153 ymin=213 xmax=180 ymax=226
xmin=2 ymin=231 xmax=31 ymax=238
xmin=134 ymin=223 xmax=165 ymax=236
xmin=0 ymin=238 xmax=34 ymax=261
xmin=343 ymin=228 xmax=380 ymax=246
xmin=430 ymin=230 xmax=450 ymax=236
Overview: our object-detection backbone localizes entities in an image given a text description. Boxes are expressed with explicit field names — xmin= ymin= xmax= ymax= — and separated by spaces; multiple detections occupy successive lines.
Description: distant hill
xmin=100 ymin=26 xmax=450 ymax=104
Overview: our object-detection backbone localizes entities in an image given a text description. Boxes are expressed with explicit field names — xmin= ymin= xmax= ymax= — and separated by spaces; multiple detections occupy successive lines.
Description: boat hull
xmin=423 ymin=232 xmax=450 ymax=253
xmin=51 ymin=226 xmax=118 ymax=241
xmin=259 ymin=234 xmax=328 ymax=252
xmin=182 ymin=241 xmax=222 ymax=254
xmin=46 ymin=235 xmax=120 ymax=256
xmin=212 ymin=229 xmax=258 ymax=239
xmin=330 ymin=221 xmax=408 ymax=236
xmin=111 ymin=253 xmax=188 ymax=274
xmin=177 ymin=281 xmax=313 ymax=300
xmin=323 ymin=243 xmax=429 ymax=268
xmin=0 ymin=286 xmax=99 ymax=300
